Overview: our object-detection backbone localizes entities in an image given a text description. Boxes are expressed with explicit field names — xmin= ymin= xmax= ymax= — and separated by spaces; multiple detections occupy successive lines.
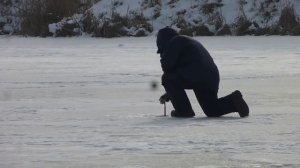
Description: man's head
xmin=156 ymin=27 xmax=179 ymax=54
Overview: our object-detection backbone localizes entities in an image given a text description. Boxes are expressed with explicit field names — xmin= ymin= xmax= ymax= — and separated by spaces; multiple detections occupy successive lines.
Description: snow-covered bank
xmin=49 ymin=0 xmax=300 ymax=36
xmin=0 ymin=36 xmax=299 ymax=167
xmin=1 ymin=0 xmax=300 ymax=36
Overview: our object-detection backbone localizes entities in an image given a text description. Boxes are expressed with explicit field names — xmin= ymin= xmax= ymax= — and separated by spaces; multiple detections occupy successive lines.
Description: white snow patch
xmin=48 ymin=23 xmax=61 ymax=34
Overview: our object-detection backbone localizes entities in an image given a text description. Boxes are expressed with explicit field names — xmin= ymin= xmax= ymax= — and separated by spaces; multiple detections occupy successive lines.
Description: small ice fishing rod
xmin=163 ymin=102 xmax=166 ymax=116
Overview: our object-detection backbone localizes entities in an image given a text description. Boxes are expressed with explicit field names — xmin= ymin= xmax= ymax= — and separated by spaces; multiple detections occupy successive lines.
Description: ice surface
xmin=0 ymin=36 xmax=299 ymax=168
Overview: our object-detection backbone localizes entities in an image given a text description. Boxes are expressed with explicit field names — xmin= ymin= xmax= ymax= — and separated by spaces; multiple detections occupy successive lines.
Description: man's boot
xmin=171 ymin=110 xmax=195 ymax=118
xmin=232 ymin=90 xmax=249 ymax=117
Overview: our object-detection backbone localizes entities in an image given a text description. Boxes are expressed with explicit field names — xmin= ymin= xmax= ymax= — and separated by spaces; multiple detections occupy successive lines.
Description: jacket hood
xmin=156 ymin=27 xmax=179 ymax=54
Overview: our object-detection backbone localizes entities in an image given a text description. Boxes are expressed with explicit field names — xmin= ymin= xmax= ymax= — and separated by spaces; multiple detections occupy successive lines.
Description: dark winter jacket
xmin=157 ymin=27 xmax=220 ymax=90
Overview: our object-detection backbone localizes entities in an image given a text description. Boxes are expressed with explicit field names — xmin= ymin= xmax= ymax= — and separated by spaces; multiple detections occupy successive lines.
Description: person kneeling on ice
xmin=156 ymin=27 xmax=249 ymax=118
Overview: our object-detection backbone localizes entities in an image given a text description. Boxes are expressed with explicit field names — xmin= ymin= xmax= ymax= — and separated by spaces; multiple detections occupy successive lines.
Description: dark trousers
xmin=162 ymin=73 xmax=236 ymax=117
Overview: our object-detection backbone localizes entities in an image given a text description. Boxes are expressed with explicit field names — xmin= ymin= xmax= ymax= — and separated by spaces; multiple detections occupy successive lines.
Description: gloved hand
xmin=159 ymin=93 xmax=170 ymax=104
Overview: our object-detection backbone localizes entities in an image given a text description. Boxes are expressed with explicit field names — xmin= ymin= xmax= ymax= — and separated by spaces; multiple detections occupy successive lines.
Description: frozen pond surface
xmin=0 ymin=36 xmax=299 ymax=168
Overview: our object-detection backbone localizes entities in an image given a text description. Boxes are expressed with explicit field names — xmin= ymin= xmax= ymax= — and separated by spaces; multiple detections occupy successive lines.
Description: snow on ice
xmin=0 ymin=36 xmax=299 ymax=168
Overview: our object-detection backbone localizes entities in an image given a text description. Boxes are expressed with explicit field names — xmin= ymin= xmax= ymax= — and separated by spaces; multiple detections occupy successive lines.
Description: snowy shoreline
xmin=1 ymin=0 xmax=300 ymax=36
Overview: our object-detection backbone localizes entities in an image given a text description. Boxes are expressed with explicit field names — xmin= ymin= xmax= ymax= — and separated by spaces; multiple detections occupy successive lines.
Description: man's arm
xmin=160 ymin=37 xmax=185 ymax=73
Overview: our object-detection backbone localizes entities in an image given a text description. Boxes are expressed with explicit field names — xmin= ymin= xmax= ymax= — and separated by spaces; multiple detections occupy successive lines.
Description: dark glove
xmin=159 ymin=93 xmax=170 ymax=104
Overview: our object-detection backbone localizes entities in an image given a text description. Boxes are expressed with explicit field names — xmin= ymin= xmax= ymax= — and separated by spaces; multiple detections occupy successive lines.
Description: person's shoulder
xmin=172 ymin=35 xmax=191 ymax=41
xmin=170 ymin=35 xmax=193 ymax=45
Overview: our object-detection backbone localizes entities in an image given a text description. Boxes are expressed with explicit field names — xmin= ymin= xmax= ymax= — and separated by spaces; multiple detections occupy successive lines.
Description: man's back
xmin=160 ymin=35 xmax=220 ymax=90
